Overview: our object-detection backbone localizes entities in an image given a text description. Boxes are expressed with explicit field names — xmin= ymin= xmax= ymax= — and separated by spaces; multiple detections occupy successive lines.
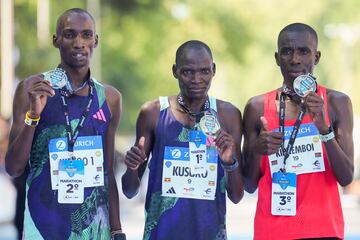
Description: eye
xmin=280 ymin=48 xmax=292 ymax=56
xmin=63 ymin=31 xmax=75 ymax=39
xmin=182 ymin=69 xmax=194 ymax=76
xmin=82 ymin=31 xmax=94 ymax=39
xmin=299 ymin=48 xmax=310 ymax=55
xmin=201 ymin=69 xmax=211 ymax=75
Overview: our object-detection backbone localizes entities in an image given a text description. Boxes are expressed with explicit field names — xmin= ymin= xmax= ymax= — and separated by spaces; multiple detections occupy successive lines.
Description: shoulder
xmin=244 ymin=93 xmax=266 ymax=116
xmin=101 ymin=84 xmax=122 ymax=121
xmin=326 ymin=88 xmax=351 ymax=105
xmin=104 ymin=84 xmax=122 ymax=103
xmin=216 ymin=99 xmax=241 ymax=117
xmin=139 ymin=98 xmax=161 ymax=117
xmin=242 ymin=93 xmax=268 ymax=132
xmin=137 ymin=98 xmax=161 ymax=132
xmin=325 ymin=87 xmax=352 ymax=123
xmin=215 ymin=99 xmax=241 ymax=132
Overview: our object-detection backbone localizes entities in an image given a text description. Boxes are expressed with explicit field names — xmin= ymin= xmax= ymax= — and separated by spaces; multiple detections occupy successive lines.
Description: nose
xmin=290 ymin=52 xmax=301 ymax=65
xmin=192 ymin=71 xmax=204 ymax=83
xmin=73 ymin=35 xmax=85 ymax=49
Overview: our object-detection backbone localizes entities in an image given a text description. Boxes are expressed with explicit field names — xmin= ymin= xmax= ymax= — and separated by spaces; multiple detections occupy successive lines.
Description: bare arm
xmin=327 ymin=92 xmax=354 ymax=186
xmin=104 ymin=85 xmax=123 ymax=233
xmin=305 ymin=90 xmax=354 ymax=186
xmin=5 ymin=76 xmax=55 ymax=177
xmin=242 ymin=96 xmax=283 ymax=193
xmin=121 ymin=100 xmax=159 ymax=199
xmin=242 ymin=97 xmax=263 ymax=193
xmin=217 ymin=101 xmax=244 ymax=203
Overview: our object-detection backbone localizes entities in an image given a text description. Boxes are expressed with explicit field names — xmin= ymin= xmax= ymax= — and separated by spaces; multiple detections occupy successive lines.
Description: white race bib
xmin=189 ymin=130 xmax=207 ymax=173
xmin=49 ymin=136 xmax=104 ymax=190
xmin=271 ymin=171 xmax=297 ymax=216
xmin=58 ymin=158 xmax=84 ymax=204
xmin=162 ymin=146 xmax=218 ymax=200
xmin=269 ymin=123 xmax=325 ymax=175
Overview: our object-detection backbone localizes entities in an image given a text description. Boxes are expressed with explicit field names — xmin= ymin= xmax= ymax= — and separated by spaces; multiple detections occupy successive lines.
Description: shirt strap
xmin=159 ymin=96 xmax=169 ymax=111
xmin=209 ymin=96 xmax=217 ymax=113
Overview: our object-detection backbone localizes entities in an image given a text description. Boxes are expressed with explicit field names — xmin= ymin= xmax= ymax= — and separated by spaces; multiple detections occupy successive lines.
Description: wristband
xmin=221 ymin=158 xmax=239 ymax=172
xmin=112 ymin=233 xmax=126 ymax=240
xmin=24 ymin=111 xmax=40 ymax=127
xmin=111 ymin=230 xmax=126 ymax=240
xmin=319 ymin=126 xmax=335 ymax=142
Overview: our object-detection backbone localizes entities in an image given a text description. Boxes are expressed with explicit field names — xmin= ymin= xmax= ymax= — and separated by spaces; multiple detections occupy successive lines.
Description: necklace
xmin=281 ymin=84 xmax=302 ymax=103
xmin=177 ymin=94 xmax=210 ymax=123
xmin=70 ymin=80 xmax=88 ymax=94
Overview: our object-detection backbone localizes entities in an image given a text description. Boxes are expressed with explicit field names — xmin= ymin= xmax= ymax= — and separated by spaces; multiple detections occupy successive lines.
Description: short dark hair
xmin=56 ymin=8 xmax=95 ymax=36
xmin=175 ymin=40 xmax=213 ymax=65
xmin=278 ymin=23 xmax=318 ymax=48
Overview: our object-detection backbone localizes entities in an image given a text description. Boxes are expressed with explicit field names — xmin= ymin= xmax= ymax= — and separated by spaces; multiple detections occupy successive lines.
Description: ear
xmin=53 ymin=34 xmax=59 ymax=48
xmin=212 ymin=63 xmax=216 ymax=76
xmin=172 ymin=64 xmax=178 ymax=79
xmin=314 ymin=51 xmax=321 ymax=65
xmin=274 ymin=52 xmax=280 ymax=66
xmin=94 ymin=34 xmax=99 ymax=48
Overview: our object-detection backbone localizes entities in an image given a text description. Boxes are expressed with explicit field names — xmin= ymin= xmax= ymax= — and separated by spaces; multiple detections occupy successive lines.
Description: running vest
xmin=143 ymin=96 xmax=227 ymax=240
xmin=254 ymin=85 xmax=344 ymax=240
xmin=23 ymin=73 xmax=111 ymax=240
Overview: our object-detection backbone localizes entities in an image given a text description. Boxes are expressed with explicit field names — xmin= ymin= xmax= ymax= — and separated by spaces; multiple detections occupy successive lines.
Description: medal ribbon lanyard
xmin=60 ymin=79 xmax=94 ymax=152
xmin=177 ymin=94 xmax=210 ymax=123
xmin=279 ymin=93 xmax=306 ymax=171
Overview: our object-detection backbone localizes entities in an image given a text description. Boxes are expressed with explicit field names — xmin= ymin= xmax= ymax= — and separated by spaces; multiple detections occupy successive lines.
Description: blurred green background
xmin=2 ymin=2 xmax=360 ymax=239
xmin=7 ymin=0 xmax=360 ymax=134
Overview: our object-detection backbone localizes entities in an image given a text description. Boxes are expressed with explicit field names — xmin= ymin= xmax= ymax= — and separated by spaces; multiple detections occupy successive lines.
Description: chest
xmin=275 ymin=99 xmax=305 ymax=120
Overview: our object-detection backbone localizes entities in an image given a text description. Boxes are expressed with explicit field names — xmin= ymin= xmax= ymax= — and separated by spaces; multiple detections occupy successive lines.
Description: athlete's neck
xmin=178 ymin=94 xmax=208 ymax=113
xmin=59 ymin=64 xmax=90 ymax=87
xmin=282 ymin=79 xmax=295 ymax=92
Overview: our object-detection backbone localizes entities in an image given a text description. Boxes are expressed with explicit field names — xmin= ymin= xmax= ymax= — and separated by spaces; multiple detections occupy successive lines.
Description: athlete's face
xmin=53 ymin=12 xmax=98 ymax=69
xmin=173 ymin=48 xmax=215 ymax=100
xmin=275 ymin=31 xmax=320 ymax=83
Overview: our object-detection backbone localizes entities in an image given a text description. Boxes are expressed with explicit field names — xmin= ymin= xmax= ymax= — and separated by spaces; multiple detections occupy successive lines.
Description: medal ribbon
xmin=279 ymin=92 xmax=306 ymax=170
xmin=60 ymin=78 xmax=94 ymax=152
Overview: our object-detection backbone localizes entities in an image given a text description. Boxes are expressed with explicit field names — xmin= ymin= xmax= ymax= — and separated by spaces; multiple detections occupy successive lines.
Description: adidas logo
xmin=166 ymin=187 xmax=176 ymax=194
xmin=93 ymin=109 xmax=107 ymax=122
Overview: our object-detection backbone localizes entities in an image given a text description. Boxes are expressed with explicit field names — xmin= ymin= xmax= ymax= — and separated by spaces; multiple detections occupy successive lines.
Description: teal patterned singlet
xmin=143 ymin=96 xmax=227 ymax=240
xmin=23 ymin=73 xmax=111 ymax=240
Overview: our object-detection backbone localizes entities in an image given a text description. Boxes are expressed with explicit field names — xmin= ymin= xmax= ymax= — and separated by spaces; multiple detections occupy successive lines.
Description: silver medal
xmin=199 ymin=111 xmax=220 ymax=138
xmin=293 ymin=74 xmax=317 ymax=97
xmin=44 ymin=68 xmax=68 ymax=89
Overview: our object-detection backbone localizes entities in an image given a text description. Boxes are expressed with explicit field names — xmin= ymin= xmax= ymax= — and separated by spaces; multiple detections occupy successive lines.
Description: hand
xmin=254 ymin=116 xmax=283 ymax=155
xmin=304 ymin=92 xmax=328 ymax=134
xmin=124 ymin=136 xmax=147 ymax=171
xmin=214 ymin=129 xmax=235 ymax=165
xmin=27 ymin=77 xmax=55 ymax=117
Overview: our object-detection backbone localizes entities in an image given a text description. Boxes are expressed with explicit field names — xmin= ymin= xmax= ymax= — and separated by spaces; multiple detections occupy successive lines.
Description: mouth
xmin=288 ymin=71 xmax=306 ymax=78
xmin=71 ymin=52 xmax=87 ymax=61
xmin=188 ymin=88 xmax=206 ymax=94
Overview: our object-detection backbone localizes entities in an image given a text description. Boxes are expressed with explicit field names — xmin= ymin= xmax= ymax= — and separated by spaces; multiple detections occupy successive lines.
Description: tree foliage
xmin=13 ymin=0 xmax=360 ymax=133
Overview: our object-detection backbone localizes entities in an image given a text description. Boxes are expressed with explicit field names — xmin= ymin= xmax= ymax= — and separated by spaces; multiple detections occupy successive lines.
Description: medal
xmin=293 ymin=73 xmax=317 ymax=97
xmin=199 ymin=111 xmax=220 ymax=138
xmin=44 ymin=68 xmax=68 ymax=89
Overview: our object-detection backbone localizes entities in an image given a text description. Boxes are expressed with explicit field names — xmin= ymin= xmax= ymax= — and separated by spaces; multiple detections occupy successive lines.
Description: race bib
xmin=58 ymin=159 xmax=84 ymax=204
xmin=162 ymin=146 xmax=218 ymax=200
xmin=49 ymin=136 xmax=104 ymax=190
xmin=269 ymin=123 xmax=325 ymax=175
xmin=271 ymin=171 xmax=296 ymax=216
xmin=189 ymin=130 xmax=207 ymax=173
